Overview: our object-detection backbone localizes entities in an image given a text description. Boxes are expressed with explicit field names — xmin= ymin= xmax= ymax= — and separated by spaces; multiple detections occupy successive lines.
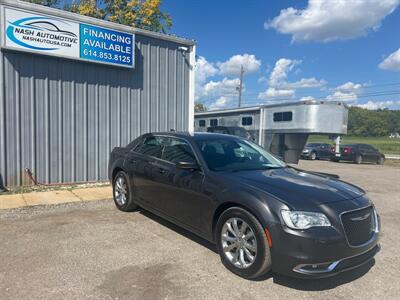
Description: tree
xmin=194 ymin=102 xmax=207 ymax=113
xmin=34 ymin=0 xmax=172 ymax=33
xmin=66 ymin=0 xmax=105 ymax=19
xmin=25 ymin=0 xmax=59 ymax=6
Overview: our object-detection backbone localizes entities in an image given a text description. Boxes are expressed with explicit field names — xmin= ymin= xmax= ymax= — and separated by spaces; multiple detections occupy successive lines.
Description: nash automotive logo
xmin=6 ymin=16 xmax=79 ymax=51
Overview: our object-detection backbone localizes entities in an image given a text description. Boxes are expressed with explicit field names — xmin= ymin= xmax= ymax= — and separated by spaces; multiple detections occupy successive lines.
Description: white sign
xmin=3 ymin=7 xmax=134 ymax=68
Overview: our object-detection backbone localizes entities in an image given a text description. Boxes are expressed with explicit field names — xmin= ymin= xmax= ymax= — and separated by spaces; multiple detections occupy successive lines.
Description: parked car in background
xmin=109 ymin=132 xmax=380 ymax=279
xmin=331 ymin=144 xmax=385 ymax=164
xmin=301 ymin=143 xmax=332 ymax=160
xmin=207 ymin=126 xmax=255 ymax=141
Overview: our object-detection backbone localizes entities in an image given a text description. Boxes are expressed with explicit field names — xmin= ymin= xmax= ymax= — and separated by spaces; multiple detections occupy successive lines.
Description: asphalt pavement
xmin=0 ymin=160 xmax=399 ymax=299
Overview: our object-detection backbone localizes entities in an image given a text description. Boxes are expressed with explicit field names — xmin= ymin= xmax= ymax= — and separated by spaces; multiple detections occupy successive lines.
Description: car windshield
xmin=196 ymin=138 xmax=286 ymax=172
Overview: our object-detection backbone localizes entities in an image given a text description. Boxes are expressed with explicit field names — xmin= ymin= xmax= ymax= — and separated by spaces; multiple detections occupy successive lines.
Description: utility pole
xmin=237 ymin=65 xmax=244 ymax=107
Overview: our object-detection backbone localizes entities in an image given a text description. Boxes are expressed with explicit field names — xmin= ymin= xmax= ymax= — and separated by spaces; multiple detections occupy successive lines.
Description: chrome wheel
xmin=114 ymin=176 xmax=128 ymax=206
xmin=221 ymin=217 xmax=257 ymax=269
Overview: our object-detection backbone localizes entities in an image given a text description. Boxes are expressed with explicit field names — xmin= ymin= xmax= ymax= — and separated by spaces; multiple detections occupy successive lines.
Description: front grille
xmin=341 ymin=206 xmax=375 ymax=246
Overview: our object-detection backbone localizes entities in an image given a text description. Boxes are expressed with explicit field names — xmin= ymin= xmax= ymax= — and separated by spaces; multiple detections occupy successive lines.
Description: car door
xmin=150 ymin=137 xmax=212 ymax=232
xmin=360 ymin=145 xmax=374 ymax=162
xmin=124 ymin=135 xmax=165 ymax=208
xmin=320 ymin=144 xmax=331 ymax=158
xmin=368 ymin=145 xmax=380 ymax=162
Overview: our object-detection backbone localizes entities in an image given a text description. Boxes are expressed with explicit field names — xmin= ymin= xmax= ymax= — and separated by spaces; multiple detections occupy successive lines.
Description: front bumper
xmin=269 ymin=204 xmax=380 ymax=278
xmin=292 ymin=244 xmax=380 ymax=277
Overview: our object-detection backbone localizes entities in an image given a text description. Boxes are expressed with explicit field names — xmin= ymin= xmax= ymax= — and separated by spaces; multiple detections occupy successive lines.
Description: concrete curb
xmin=0 ymin=186 xmax=112 ymax=210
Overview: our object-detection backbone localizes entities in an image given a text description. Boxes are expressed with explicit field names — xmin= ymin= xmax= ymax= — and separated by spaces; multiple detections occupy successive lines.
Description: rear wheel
xmin=355 ymin=155 xmax=363 ymax=164
xmin=113 ymin=171 xmax=138 ymax=212
xmin=215 ymin=207 xmax=271 ymax=279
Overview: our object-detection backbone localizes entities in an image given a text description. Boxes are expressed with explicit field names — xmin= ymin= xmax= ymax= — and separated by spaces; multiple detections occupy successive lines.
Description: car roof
xmin=145 ymin=131 xmax=243 ymax=141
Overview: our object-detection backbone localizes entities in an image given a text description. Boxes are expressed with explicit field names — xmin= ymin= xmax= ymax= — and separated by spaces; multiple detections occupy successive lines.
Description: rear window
xmin=273 ymin=111 xmax=292 ymax=122
xmin=136 ymin=136 xmax=165 ymax=158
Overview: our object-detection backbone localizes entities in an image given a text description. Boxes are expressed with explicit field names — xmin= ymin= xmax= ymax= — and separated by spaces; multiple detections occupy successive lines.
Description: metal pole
xmin=238 ymin=65 xmax=244 ymax=107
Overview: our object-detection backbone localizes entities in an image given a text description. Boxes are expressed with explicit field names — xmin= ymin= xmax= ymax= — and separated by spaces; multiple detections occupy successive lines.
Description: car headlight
xmin=281 ymin=210 xmax=331 ymax=229
xmin=302 ymin=149 xmax=310 ymax=153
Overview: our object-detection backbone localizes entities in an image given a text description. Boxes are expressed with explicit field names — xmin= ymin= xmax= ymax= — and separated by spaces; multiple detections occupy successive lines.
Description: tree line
xmin=348 ymin=107 xmax=400 ymax=137
xmin=25 ymin=0 xmax=172 ymax=33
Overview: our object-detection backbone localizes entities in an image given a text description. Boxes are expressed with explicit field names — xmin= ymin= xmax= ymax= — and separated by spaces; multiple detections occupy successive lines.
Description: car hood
xmin=224 ymin=167 xmax=365 ymax=207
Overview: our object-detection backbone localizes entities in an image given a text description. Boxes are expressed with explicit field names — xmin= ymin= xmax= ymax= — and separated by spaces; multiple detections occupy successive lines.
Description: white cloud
xmin=357 ymin=100 xmax=400 ymax=110
xmin=258 ymin=87 xmax=295 ymax=100
xmin=202 ymin=78 xmax=240 ymax=97
xmin=326 ymin=91 xmax=358 ymax=102
xmin=379 ymin=48 xmax=400 ymax=71
xmin=208 ymin=96 xmax=236 ymax=110
xmin=266 ymin=0 xmax=400 ymax=42
xmin=284 ymin=77 xmax=326 ymax=89
xmin=268 ymin=58 xmax=301 ymax=87
xmin=218 ymin=54 xmax=261 ymax=76
xmin=195 ymin=56 xmax=218 ymax=100
xmin=300 ymin=96 xmax=315 ymax=101
xmin=325 ymin=81 xmax=366 ymax=102
xmin=258 ymin=58 xmax=325 ymax=101
xmin=257 ymin=76 xmax=268 ymax=83
xmin=335 ymin=81 xmax=364 ymax=92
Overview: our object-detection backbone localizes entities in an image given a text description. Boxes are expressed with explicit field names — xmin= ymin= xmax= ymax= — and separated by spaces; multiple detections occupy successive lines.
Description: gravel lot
xmin=0 ymin=160 xmax=399 ymax=299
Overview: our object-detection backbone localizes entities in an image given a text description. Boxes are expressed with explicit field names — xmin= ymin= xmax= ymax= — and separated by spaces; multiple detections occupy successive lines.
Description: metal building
xmin=0 ymin=0 xmax=196 ymax=187
xmin=194 ymin=101 xmax=348 ymax=163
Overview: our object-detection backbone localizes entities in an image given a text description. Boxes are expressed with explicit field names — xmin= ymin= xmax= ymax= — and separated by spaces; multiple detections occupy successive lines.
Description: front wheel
xmin=310 ymin=152 xmax=317 ymax=160
xmin=377 ymin=156 xmax=385 ymax=165
xmin=113 ymin=171 xmax=138 ymax=212
xmin=215 ymin=207 xmax=272 ymax=279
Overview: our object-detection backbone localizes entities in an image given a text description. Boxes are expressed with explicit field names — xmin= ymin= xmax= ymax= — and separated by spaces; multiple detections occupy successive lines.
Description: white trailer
xmin=194 ymin=100 xmax=348 ymax=163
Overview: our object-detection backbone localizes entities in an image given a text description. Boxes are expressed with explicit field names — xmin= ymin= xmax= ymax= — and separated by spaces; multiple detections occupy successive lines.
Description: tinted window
xmin=273 ymin=111 xmax=293 ymax=122
xmin=210 ymin=119 xmax=218 ymax=126
xmin=136 ymin=136 xmax=164 ymax=158
xmin=242 ymin=117 xmax=253 ymax=126
xmin=199 ymin=120 xmax=206 ymax=127
xmin=162 ymin=138 xmax=196 ymax=164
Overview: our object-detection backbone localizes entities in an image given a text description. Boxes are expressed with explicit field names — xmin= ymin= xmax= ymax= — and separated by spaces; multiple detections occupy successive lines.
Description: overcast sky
xmin=164 ymin=0 xmax=400 ymax=110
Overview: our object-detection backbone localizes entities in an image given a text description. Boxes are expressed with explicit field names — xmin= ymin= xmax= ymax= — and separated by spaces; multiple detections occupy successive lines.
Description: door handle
xmin=157 ymin=168 xmax=167 ymax=174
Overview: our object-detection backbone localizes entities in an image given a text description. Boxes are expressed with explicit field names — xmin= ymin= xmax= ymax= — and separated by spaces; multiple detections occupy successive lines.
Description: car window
xmin=196 ymin=138 xmax=286 ymax=172
xmin=162 ymin=138 xmax=196 ymax=164
xmin=136 ymin=136 xmax=165 ymax=158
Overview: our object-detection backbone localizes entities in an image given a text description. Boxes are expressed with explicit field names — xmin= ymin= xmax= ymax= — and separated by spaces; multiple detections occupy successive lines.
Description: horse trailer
xmin=194 ymin=101 xmax=348 ymax=163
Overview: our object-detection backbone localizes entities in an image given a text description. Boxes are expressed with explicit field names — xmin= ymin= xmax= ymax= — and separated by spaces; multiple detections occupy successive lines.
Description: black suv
xmin=333 ymin=144 xmax=385 ymax=164
xmin=301 ymin=143 xmax=332 ymax=160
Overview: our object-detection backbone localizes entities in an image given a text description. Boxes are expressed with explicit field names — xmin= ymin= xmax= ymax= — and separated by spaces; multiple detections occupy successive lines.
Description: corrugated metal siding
xmin=0 ymin=35 xmax=191 ymax=186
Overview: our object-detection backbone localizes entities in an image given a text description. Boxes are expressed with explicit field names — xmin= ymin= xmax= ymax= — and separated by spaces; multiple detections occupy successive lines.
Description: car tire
xmin=112 ymin=171 xmax=138 ymax=212
xmin=377 ymin=156 xmax=385 ymax=165
xmin=310 ymin=152 xmax=317 ymax=160
xmin=355 ymin=155 xmax=363 ymax=164
xmin=215 ymin=207 xmax=272 ymax=279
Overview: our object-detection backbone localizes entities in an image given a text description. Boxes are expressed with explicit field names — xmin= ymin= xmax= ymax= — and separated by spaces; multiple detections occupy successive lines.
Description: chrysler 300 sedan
xmin=108 ymin=132 xmax=380 ymax=279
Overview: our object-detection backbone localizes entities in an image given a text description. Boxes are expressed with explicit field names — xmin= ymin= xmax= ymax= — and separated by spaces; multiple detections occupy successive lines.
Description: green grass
xmin=307 ymin=135 xmax=400 ymax=155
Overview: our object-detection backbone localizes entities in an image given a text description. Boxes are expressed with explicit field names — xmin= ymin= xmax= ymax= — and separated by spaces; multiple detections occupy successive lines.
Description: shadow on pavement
xmin=137 ymin=208 xmax=375 ymax=291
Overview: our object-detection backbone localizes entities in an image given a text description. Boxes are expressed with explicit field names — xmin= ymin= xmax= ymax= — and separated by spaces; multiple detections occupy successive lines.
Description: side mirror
xmin=176 ymin=161 xmax=199 ymax=171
